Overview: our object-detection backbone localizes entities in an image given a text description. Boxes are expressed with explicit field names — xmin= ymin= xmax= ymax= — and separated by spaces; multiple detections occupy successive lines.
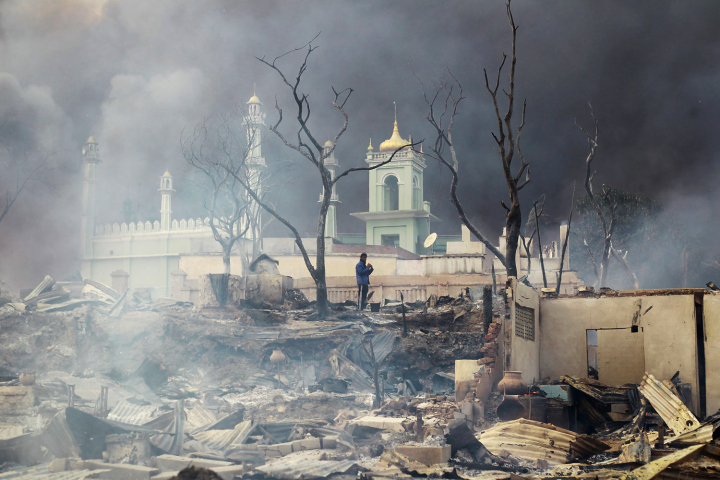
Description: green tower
xmin=351 ymin=108 xmax=439 ymax=254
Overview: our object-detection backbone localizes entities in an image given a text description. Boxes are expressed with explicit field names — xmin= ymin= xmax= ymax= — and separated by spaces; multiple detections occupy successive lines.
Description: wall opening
xmin=381 ymin=234 xmax=400 ymax=247
xmin=586 ymin=330 xmax=598 ymax=379
xmin=588 ymin=327 xmax=645 ymax=385
xmin=412 ymin=175 xmax=421 ymax=209
xmin=383 ymin=175 xmax=399 ymax=211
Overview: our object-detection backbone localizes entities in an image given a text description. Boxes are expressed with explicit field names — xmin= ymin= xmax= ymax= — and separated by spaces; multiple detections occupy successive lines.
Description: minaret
xmin=320 ymin=140 xmax=340 ymax=238
xmin=159 ymin=171 xmax=174 ymax=231
xmin=80 ymin=136 xmax=100 ymax=259
xmin=244 ymin=92 xmax=266 ymax=240
xmin=244 ymin=92 xmax=266 ymax=195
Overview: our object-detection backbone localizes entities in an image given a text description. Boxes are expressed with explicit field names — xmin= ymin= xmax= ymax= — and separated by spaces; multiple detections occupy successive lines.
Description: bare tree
xmin=220 ymin=37 xmax=417 ymax=316
xmin=418 ymin=1 xmax=529 ymax=277
xmin=0 ymin=143 xmax=49 ymax=229
xmin=577 ymin=103 xmax=613 ymax=288
xmin=577 ymin=104 xmax=639 ymax=289
xmin=182 ymin=112 xmax=260 ymax=274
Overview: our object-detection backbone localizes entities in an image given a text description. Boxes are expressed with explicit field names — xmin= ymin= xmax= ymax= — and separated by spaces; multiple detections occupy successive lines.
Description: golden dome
xmin=162 ymin=170 xmax=172 ymax=178
xmin=86 ymin=136 xmax=96 ymax=144
xmin=378 ymin=120 xmax=409 ymax=152
xmin=247 ymin=95 xmax=261 ymax=104
xmin=324 ymin=140 xmax=333 ymax=148
xmin=367 ymin=138 xmax=373 ymax=151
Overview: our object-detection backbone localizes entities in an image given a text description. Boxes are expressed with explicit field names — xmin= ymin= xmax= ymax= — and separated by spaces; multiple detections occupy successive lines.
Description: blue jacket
xmin=356 ymin=261 xmax=374 ymax=285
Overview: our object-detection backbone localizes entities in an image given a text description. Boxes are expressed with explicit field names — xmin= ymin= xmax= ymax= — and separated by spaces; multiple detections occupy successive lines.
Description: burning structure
xmin=1 ymin=275 xmax=720 ymax=479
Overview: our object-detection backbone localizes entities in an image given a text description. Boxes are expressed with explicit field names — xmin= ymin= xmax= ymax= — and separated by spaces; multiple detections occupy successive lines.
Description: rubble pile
xmin=0 ymin=276 xmax=719 ymax=479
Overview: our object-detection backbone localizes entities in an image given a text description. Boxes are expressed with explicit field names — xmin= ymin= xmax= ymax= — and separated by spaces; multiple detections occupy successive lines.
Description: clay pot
xmin=497 ymin=371 xmax=526 ymax=395
xmin=19 ymin=373 xmax=36 ymax=386
xmin=269 ymin=349 xmax=286 ymax=364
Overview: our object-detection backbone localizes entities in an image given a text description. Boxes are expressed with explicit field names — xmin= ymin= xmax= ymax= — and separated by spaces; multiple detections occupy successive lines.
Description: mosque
xmin=80 ymin=94 xmax=580 ymax=301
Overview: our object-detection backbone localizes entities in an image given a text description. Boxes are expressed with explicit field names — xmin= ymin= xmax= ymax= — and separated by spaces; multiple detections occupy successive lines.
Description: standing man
xmin=356 ymin=253 xmax=374 ymax=311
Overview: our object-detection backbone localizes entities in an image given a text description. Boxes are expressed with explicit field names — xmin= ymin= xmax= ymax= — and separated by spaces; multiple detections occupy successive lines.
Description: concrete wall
xmin=704 ymin=294 xmax=720 ymax=415
xmin=273 ymin=254 xmax=399 ymax=280
xmin=294 ymin=274 xmax=502 ymax=303
xmin=423 ymin=255 xmax=485 ymax=276
xmin=508 ymin=278 xmax=541 ymax=385
xmin=179 ymin=254 xmax=245 ymax=278
xmin=539 ymin=293 xmax=700 ymax=413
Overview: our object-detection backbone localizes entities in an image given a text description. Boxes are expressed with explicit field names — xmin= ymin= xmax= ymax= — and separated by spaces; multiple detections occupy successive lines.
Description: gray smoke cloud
xmin=1 ymin=0 xmax=719 ymax=289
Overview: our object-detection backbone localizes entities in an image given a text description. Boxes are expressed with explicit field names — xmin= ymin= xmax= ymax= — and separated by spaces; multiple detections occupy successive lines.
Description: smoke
xmin=1 ymin=0 xmax=720 ymax=289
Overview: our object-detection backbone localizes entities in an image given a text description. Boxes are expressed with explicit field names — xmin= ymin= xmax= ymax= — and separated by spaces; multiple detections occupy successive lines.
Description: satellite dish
xmin=424 ymin=232 xmax=438 ymax=249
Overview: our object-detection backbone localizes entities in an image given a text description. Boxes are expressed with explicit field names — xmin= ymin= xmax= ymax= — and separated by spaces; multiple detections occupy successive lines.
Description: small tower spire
xmin=367 ymin=138 xmax=373 ymax=151
xmin=159 ymin=170 xmax=175 ymax=231
xmin=80 ymin=135 xmax=100 ymax=260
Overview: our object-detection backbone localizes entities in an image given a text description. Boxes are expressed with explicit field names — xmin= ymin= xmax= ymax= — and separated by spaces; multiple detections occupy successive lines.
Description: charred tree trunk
xmin=505 ymin=203 xmax=521 ymax=277
xmin=420 ymin=1 xmax=528 ymax=277
xmin=223 ymin=245 xmax=232 ymax=274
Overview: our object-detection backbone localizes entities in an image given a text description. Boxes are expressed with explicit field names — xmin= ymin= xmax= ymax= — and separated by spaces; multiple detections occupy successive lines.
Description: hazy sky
xmin=1 ymin=0 xmax=719 ymax=289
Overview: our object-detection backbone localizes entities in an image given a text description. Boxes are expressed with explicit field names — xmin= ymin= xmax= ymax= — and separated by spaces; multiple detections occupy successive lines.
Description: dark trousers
xmin=358 ymin=284 xmax=368 ymax=311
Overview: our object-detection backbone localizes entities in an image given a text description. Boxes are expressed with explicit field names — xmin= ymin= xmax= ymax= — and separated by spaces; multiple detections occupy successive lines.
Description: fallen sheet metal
xmin=107 ymin=399 xmax=160 ymax=425
xmin=618 ymin=444 xmax=704 ymax=480
xmin=329 ymin=353 xmax=374 ymax=391
xmin=666 ymin=420 xmax=720 ymax=445
xmin=191 ymin=420 xmax=254 ymax=452
xmin=254 ymin=456 xmax=357 ymax=479
xmin=638 ymin=372 xmax=701 ymax=435
xmin=185 ymin=402 xmax=217 ymax=433
xmin=618 ymin=433 xmax=651 ymax=463
xmin=478 ymin=419 xmax=609 ymax=465
xmin=561 ymin=376 xmax=633 ymax=403
xmin=0 ymin=466 xmax=104 ymax=480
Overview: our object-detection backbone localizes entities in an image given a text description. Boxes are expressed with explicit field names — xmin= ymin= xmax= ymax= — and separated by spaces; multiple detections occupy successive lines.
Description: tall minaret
xmin=80 ymin=136 xmax=100 ymax=259
xmin=244 ymin=92 xmax=266 ymax=240
xmin=320 ymin=140 xmax=340 ymax=238
xmin=159 ymin=171 xmax=174 ymax=231
xmin=244 ymin=92 xmax=266 ymax=195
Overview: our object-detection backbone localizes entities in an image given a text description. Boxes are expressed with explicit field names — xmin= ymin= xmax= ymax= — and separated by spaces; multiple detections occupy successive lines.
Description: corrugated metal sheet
xmin=255 ymin=457 xmax=357 ymax=479
xmin=107 ymin=400 xmax=160 ymax=425
xmin=0 ymin=466 xmax=104 ymax=480
xmin=615 ymin=444 xmax=704 ymax=480
xmin=561 ymin=376 xmax=633 ymax=403
xmin=0 ymin=426 xmax=24 ymax=440
xmin=666 ymin=423 xmax=715 ymax=444
xmin=341 ymin=332 xmax=398 ymax=371
xmin=638 ymin=373 xmax=701 ymax=435
xmin=478 ymin=419 xmax=609 ymax=465
xmin=192 ymin=420 xmax=254 ymax=452
xmin=329 ymin=354 xmax=373 ymax=391
xmin=185 ymin=403 xmax=217 ymax=433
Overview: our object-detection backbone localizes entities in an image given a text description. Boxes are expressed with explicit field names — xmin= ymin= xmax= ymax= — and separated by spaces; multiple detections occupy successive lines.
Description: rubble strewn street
xmin=0 ymin=277 xmax=719 ymax=480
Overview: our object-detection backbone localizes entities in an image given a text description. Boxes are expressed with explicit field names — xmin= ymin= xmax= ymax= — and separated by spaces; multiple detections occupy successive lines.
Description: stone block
xmin=394 ymin=445 xmax=451 ymax=466
xmin=265 ymin=450 xmax=282 ymax=458
xmin=292 ymin=437 xmax=321 ymax=452
xmin=189 ymin=458 xmax=233 ymax=469
xmin=0 ymin=386 xmax=34 ymax=412
xmin=348 ymin=416 xmax=407 ymax=433
xmin=210 ymin=465 xmax=246 ymax=480
xmin=276 ymin=442 xmax=293 ymax=456
xmin=153 ymin=455 xmax=192 ymax=472
xmin=321 ymin=436 xmax=338 ymax=449
xmin=48 ymin=458 xmax=69 ymax=473
xmin=84 ymin=460 xmax=159 ymax=480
